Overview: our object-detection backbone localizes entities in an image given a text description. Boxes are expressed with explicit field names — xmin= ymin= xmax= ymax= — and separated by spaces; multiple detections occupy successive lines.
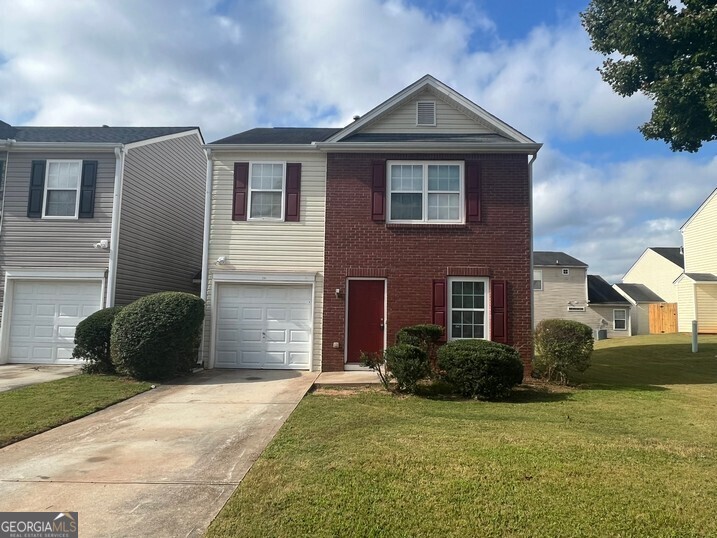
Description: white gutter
xmin=315 ymin=142 xmax=543 ymax=153
xmin=5 ymin=142 xmax=121 ymax=152
xmin=204 ymin=143 xmax=319 ymax=152
xmin=106 ymin=145 xmax=125 ymax=307
xmin=528 ymin=152 xmax=538 ymax=349
xmin=199 ymin=149 xmax=213 ymax=367
xmin=200 ymin=148 xmax=213 ymax=302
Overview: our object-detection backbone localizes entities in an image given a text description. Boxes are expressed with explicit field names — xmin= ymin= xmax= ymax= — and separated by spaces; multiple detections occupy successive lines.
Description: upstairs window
xmin=249 ymin=162 xmax=284 ymax=220
xmin=388 ymin=162 xmax=463 ymax=223
xmin=43 ymin=160 xmax=82 ymax=218
xmin=533 ymin=269 xmax=543 ymax=291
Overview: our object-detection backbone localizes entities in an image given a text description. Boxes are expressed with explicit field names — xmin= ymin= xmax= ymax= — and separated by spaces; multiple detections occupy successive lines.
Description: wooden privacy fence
xmin=649 ymin=302 xmax=677 ymax=334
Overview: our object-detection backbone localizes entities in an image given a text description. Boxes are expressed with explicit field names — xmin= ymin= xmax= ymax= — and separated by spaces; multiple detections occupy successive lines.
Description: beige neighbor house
xmin=0 ymin=121 xmax=206 ymax=364
xmin=533 ymin=251 xmax=631 ymax=338
xmin=621 ymin=247 xmax=683 ymax=303
xmin=675 ymin=188 xmax=717 ymax=333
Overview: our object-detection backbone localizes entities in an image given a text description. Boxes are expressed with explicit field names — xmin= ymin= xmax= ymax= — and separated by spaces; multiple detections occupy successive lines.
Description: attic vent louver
xmin=416 ymin=101 xmax=436 ymax=126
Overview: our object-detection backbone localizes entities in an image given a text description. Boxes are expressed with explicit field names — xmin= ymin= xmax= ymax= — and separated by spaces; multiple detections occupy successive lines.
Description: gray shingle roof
xmin=533 ymin=251 xmax=588 ymax=267
xmin=684 ymin=273 xmax=717 ymax=282
xmin=340 ymin=133 xmax=514 ymax=144
xmin=588 ymin=275 xmax=630 ymax=304
xmin=211 ymin=127 xmax=341 ymax=145
xmin=0 ymin=121 xmax=198 ymax=144
xmin=650 ymin=247 xmax=684 ymax=269
xmin=614 ymin=283 xmax=664 ymax=303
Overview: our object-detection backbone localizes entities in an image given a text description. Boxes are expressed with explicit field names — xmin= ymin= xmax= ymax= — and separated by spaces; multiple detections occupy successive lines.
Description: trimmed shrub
xmin=72 ymin=306 xmax=124 ymax=374
xmin=384 ymin=343 xmax=429 ymax=393
xmin=437 ymin=339 xmax=524 ymax=400
xmin=396 ymin=324 xmax=443 ymax=372
xmin=534 ymin=319 xmax=594 ymax=383
xmin=111 ymin=292 xmax=204 ymax=381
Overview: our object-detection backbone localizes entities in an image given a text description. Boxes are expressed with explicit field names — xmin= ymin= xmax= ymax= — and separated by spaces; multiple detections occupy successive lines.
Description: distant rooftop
xmin=211 ymin=127 xmax=341 ymax=145
xmin=533 ymin=251 xmax=588 ymax=267
xmin=588 ymin=275 xmax=630 ymax=304
xmin=613 ymin=283 xmax=664 ymax=303
xmin=650 ymin=247 xmax=684 ymax=269
xmin=0 ymin=121 xmax=199 ymax=144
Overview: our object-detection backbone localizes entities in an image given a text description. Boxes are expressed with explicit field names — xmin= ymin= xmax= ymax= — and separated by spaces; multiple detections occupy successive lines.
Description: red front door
xmin=346 ymin=279 xmax=385 ymax=364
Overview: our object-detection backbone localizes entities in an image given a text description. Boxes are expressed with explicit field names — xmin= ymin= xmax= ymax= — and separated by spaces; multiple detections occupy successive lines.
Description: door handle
xmin=379 ymin=318 xmax=384 ymax=330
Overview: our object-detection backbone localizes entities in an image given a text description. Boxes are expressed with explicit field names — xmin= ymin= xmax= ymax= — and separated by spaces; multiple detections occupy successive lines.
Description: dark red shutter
xmin=27 ymin=160 xmax=46 ymax=218
xmin=491 ymin=279 xmax=508 ymax=343
xmin=432 ymin=279 xmax=447 ymax=342
xmin=78 ymin=160 xmax=98 ymax=218
xmin=372 ymin=160 xmax=386 ymax=221
xmin=285 ymin=163 xmax=301 ymax=222
xmin=232 ymin=162 xmax=249 ymax=221
xmin=465 ymin=161 xmax=481 ymax=222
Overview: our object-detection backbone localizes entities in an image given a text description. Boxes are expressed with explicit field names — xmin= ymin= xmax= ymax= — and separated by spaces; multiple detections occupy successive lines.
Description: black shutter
xmin=79 ymin=160 xmax=98 ymax=218
xmin=27 ymin=160 xmax=46 ymax=218
xmin=233 ymin=163 xmax=249 ymax=221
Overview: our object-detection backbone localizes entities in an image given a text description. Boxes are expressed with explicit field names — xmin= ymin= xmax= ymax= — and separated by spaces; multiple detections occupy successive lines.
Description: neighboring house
xmin=612 ymin=283 xmax=665 ymax=335
xmin=622 ymin=247 xmax=683 ymax=303
xmin=202 ymin=75 xmax=541 ymax=373
xmin=533 ymin=251 xmax=631 ymax=338
xmin=676 ymin=188 xmax=717 ymax=333
xmin=0 ymin=121 xmax=206 ymax=364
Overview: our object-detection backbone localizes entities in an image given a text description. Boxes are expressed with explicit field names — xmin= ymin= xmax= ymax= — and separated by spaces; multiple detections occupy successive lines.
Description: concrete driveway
xmin=0 ymin=364 xmax=80 ymax=392
xmin=0 ymin=369 xmax=318 ymax=537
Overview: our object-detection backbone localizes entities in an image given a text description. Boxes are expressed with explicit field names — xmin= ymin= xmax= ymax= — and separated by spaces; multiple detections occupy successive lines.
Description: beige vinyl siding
xmin=677 ymin=277 xmax=696 ymax=332
xmin=695 ymin=284 xmax=717 ymax=332
xmin=683 ymin=193 xmax=717 ymax=273
xmin=114 ymin=133 xmax=205 ymax=305
xmin=204 ymin=151 xmax=326 ymax=370
xmin=363 ymin=90 xmax=494 ymax=134
xmin=0 ymin=151 xmax=115 ymax=318
xmin=533 ymin=266 xmax=588 ymax=326
xmin=632 ymin=303 xmax=650 ymax=335
xmin=623 ymin=249 xmax=681 ymax=302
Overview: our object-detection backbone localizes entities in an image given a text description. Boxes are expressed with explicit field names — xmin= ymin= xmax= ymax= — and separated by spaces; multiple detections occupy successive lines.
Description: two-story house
xmin=201 ymin=75 xmax=541 ymax=374
xmin=533 ymin=251 xmax=631 ymax=337
xmin=676 ymin=188 xmax=717 ymax=333
xmin=0 ymin=122 xmax=206 ymax=364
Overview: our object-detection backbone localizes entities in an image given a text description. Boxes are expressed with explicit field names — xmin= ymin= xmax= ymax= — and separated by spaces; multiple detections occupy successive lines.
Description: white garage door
xmin=215 ymin=283 xmax=312 ymax=369
xmin=8 ymin=280 xmax=102 ymax=364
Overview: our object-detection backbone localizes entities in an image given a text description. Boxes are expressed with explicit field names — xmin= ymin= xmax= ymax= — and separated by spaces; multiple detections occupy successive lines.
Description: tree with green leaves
xmin=581 ymin=0 xmax=717 ymax=152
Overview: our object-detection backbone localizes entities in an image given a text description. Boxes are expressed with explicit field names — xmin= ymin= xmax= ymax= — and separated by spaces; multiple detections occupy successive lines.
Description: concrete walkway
xmin=0 ymin=364 xmax=80 ymax=392
xmin=315 ymin=370 xmax=381 ymax=385
xmin=0 ymin=369 xmax=317 ymax=537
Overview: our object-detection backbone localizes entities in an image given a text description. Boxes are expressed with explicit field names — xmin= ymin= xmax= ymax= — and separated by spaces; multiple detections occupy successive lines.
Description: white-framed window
xmin=248 ymin=162 xmax=285 ymax=220
xmin=448 ymin=277 xmax=489 ymax=340
xmin=387 ymin=161 xmax=463 ymax=224
xmin=416 ymin=101 xmax=436 ymax=126
xmin=43 ymin=160 xmax=82 ymax=219
xmin=613 ymin=309 xmax=627 ymax=330
xmin=533 ymin=269 xmax=543 ymax=291
xmin=562 ymin=268 xmax=570 ymax=276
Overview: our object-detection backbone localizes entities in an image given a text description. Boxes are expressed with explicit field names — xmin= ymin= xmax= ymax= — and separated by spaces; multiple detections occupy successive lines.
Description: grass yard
xmin=0 ymin=374 xmax=151 ymax=448
xmin=208 ymin=334 xmax=717 ymax=537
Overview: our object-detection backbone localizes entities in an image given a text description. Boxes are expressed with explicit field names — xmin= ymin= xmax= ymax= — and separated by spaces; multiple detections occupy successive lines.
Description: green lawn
xmin=0 ymin=374 xmax=151 ymax=448
xmin=207 ymin=334 xmax=717 ymax=538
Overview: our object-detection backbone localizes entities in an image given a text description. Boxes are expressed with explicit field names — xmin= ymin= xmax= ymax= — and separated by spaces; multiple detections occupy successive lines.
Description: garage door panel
xmin=215 ymin=283 xmax=312 ymax=369
xmin=8 ymin=279 xmax=102 ymax=364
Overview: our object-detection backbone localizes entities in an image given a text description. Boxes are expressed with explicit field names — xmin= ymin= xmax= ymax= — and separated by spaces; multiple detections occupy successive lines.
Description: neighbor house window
xmin=388 ymin=162 xmax=463 ymax=223
xmin=533 ymin=269 xmax=543 ymax=290
xmin=449 ymin=277 xmax=488 ymax=339
xmin=249 ymin=162 xmax=284 ymax=220
xmin=43 ymin=160 xmax=82 ymax=218
xmin=614 ymin=309 xmax=627 ymax=330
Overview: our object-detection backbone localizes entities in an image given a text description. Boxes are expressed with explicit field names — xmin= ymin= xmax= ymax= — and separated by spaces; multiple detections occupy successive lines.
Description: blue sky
xmin=1 ymin=0 xmax=715 ymax=281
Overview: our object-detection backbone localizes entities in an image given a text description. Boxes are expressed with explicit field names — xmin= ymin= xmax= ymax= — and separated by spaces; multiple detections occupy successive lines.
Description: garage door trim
xmin=209 ymin=271 xmax=317 ymax=371
xmin=0 ymin=269 xmax=106 ymax=364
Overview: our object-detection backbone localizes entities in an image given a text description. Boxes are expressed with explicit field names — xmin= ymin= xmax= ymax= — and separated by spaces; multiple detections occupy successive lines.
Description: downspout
xmin=106 ymin=145 xmax=125 ymax=307
xmin=199 ymin=149 xmax=213 ymax=366
xmin=528 ymin=152 xmax=538 ymax=369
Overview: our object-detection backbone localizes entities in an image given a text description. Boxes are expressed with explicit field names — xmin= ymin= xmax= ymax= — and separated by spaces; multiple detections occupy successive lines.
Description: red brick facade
xmin=322 ymin=152 xmax=533 ymax=374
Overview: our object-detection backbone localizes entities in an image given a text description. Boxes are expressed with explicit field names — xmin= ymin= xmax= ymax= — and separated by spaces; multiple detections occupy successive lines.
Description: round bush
xmin=396 ymin=324 xmax=443 ymax=372
xmin=437 ymin=339 xmax=524 ymax=400
xmin=384 ymin=343 xmax=429 ymax=393
xmin=111 ymin=292 xmax=204 ymax=381
xmin=72 ymin=306 xmax=124 ymax=374
xmin=534 ymin=319 xmax=594 ymax=383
